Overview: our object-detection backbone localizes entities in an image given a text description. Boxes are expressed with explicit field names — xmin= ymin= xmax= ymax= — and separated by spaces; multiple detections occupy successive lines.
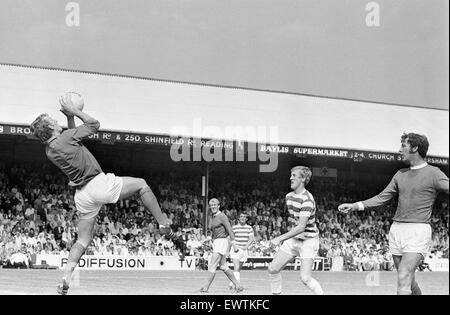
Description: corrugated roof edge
xmin=1 ymin=62 xmax=448 ymax=112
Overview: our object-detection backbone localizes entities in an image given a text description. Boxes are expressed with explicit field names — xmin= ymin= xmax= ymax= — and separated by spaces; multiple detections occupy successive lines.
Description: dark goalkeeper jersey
xmin=46 ymin=121 xmax=102 ymax=188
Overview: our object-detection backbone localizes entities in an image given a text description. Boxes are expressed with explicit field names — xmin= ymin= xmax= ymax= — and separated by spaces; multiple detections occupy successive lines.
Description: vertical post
xmin=202 ymin=175 xmax=206 ymax=235
xmin=202 ymin=163 xmax=210 ymax=236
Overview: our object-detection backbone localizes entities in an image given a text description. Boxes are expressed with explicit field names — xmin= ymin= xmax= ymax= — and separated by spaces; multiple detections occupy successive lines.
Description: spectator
xmin=381 ymin=251 xmax=394 ymax=271
xmin=0 ymin=243 xmax=7 ymax=265
xmin=6 ymin=248 xmax=31 ymax=269
xmin=0 ymin=162 xmax=447 ymax=267
xmin=343 ymin=249 xmax=355 ymax=271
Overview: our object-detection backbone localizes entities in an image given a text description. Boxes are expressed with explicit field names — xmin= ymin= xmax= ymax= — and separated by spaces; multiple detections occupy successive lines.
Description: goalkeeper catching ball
xmin=30 ymin=92 xmax=174 ymax=295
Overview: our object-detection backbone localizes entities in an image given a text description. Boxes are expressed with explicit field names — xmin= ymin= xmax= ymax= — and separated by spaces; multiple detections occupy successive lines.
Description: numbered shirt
xmin=286 ymin=189 xmax=319 ymax=240
xmin=46 ymin=121 xmax=102 ymax=187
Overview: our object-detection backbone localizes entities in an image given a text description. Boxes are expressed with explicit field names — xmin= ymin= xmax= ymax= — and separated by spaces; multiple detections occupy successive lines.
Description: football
xmin=67 ymin=92 xmax=84 ymax=111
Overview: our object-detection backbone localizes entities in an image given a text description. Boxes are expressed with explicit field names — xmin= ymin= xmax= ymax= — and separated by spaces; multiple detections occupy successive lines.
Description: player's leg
xmin=391 ymin=222 xmax=430 ymax=295
xmin=410 ymin=273 xmax=422 ymax=295
xmin=407 ymin=223 xmax=431 ymax=295
xmin=229 ymin=258 xmax=241 ymax=289
xmin=299 ymin=258 xmax=323 ymax=295
xmin=267 ymin=249 xmax=294 ymax=295
xmin=396 ymin=253 xmax=423 ymax=295
xmin=219 ymin=254 xmax=243 ymax=292
xmin=57 ymin=216 xmax=96 ymax=294
xmin=392 ymin=254 xmax=401 ymax=270
xmin=236 ymin=261 xmax=243 ymax=283
xmin=234 ymin=251 xmax=249 ymax=288
xmin=234 ymin=259 xmax=241 ymax=283
xmin=298 ymin=237 xmax=323 ymax=295
xmin=200 ymin=252 xmax=223 ymax=292
xmin=119 ymin=177 xmax=168 ymax=226
xmin=393 ymin=254 xmax=422 ymax=295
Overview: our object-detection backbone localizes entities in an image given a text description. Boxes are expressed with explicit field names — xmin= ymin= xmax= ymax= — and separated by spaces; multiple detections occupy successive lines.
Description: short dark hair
xmin=30 ymin=114 xmax=53 ymax=143
xmin=401 ymin=132 xmax=429 ymax=158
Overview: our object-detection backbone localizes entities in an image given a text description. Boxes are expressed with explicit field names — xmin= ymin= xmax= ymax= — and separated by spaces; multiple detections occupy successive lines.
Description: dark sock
xmin=223 ymin=269 xmax=240 ymax=286
xmin=411 ymin=281 xmax=422 ymax=295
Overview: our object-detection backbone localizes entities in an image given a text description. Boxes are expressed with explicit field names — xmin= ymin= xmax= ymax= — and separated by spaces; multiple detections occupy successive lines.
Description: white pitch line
xmin=0 ymin=289 xmax=29 ymax=295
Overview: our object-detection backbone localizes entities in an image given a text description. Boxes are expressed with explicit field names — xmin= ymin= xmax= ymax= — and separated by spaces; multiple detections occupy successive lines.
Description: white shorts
xmin=212 ymin=238 xmax=230 ymax=256
xmin=230 ymin=248 xmax=249 ymax=263
xmin=74 ymin=173 xmax=123 ymax=220
xmin=389 ymin=222 xmax=431 ymax=258
xmin=280 ymin=237 xmax=319 ymax=259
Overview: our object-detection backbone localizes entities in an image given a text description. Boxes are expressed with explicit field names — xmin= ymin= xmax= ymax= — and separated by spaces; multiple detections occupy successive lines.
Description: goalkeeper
xmin=30 ymin=92 xmax=174 ymax=295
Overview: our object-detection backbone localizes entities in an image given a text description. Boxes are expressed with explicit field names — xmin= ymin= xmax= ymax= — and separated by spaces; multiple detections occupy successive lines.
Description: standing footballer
xmin=200 ymin=198 xmax=243 ymax=293
xmin=267 ymin=166 xmax=324 ymax=295
xmin=30 ymin=92 xmax=174 ymax=295
xmin=228 ymin=213 xmax=254 ymax=289
xmin=338 ymin=133 xmax=449 ymax=295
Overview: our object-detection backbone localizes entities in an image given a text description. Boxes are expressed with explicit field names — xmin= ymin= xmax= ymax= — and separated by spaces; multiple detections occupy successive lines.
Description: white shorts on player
xmin=279 ymin=236 xmax=319 ymax=259
xmin=212 ymin=238 xmax=230 ymax=256
xmin=230 ymin=248 xmax=249 ymax=263
xmin=389 ymin=222 xmax=432 ymax=258
xmin=74 ymin=172 xmax=123 ymax=220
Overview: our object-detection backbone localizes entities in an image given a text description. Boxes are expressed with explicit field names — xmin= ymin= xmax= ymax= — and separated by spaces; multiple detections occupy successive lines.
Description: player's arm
xmin=276 ymin=216 xmax=308 ymax=243
xmin=221 ymin=215 xmax=235 ymax=241
xmin=64 ymin=115 xmax=76 ymax=129
xmin=59 ymin=93 xmax=100 ymax=140
xmin=59 ymin=103 xmax=76 ymax=129
xmin=434 ymin=169 xmax=449 ymax=195
xmin=59 ymin=93 xmax=100 ymax=126
xmin=339 ymin=172 xmax=399 ymax=213
xmin=72 ymin=109 xmax=99 ymax=127
xmin=221 ymin=214 xmax=239 ymax=251
xmin=244 ymin=231 xmax=255 ymax=250
xmin=63 ymin=107 xmax=99 ymax=127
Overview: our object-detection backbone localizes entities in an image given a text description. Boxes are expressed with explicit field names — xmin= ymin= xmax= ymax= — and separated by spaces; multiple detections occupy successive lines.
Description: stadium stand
xmin=0 ymin=161 xmax=448 ymax=271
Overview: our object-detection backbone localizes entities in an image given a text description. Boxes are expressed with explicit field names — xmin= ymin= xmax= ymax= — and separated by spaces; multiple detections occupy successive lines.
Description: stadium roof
xmin=0 ymin=64 xmax=448 ymax=158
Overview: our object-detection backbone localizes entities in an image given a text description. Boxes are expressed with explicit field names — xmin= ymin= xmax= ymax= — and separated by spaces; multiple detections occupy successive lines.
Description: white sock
xmin=305 ymin=278 xmax=324 ymax=295
xmin=63 ymin=262 xmax=78 ymax=283
xmin=269 ymin=273 xmax=282 ymax=294
xmin=229 ymin=272 xmax=240 ymax=287
xmin=234 ymin=271 xmax=240 ymax=283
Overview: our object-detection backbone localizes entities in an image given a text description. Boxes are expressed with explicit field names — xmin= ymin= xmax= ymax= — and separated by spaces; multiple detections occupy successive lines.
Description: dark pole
xmin=202 ymin=163 xmax=210 ymax=236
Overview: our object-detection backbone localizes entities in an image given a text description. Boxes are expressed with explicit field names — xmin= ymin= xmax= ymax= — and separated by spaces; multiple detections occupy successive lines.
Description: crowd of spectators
xmin=1 ymin=162 xmax=448 ymax=271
